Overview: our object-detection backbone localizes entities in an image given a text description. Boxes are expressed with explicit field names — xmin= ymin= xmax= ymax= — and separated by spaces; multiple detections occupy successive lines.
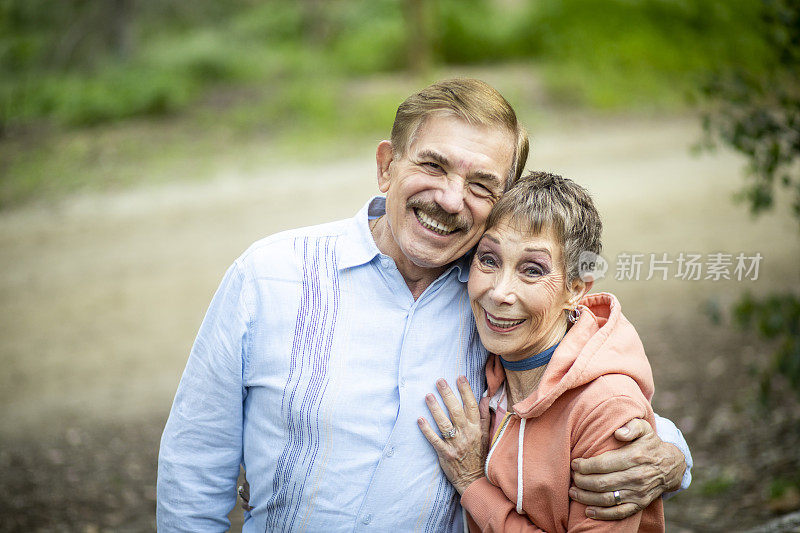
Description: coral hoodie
xmin=460 ymin=292 xmax=665 ymax=532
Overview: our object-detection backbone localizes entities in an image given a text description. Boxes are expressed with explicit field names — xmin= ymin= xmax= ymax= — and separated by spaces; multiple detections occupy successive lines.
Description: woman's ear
xmin=565 ymin=278 xmax=593 ymax=309
xmin=376 ymin=141 xmax=394 ymax=193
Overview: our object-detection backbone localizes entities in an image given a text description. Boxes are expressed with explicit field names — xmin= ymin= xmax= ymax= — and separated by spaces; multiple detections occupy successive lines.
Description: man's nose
xmin=434 ymin=176 xmax=466 ymax=213
xmin=489 ymin=273 xmax=517 ymax=306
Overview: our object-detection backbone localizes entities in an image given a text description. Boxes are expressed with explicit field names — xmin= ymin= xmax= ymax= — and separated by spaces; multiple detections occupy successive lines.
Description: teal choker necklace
xmin=500 ymin=342 xmax=559 ymax=371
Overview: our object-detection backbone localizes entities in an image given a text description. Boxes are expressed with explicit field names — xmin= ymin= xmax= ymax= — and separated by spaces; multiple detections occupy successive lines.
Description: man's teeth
xmin=487 ymin=313 xmax=525 ymax=329
xmin=415 ymin=209 xmax=457 ymax=235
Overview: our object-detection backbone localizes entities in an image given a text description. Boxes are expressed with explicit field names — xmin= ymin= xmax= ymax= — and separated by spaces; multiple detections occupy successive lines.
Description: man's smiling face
xmin=376 ymin=114 xmax=516 ymax=270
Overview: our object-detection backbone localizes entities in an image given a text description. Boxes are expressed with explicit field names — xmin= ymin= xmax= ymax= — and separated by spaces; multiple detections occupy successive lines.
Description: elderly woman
xmin=419 ymin=172 xmax=664 ymax=532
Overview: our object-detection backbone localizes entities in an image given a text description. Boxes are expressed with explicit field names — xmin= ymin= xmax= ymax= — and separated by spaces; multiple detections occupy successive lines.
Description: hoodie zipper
xmin=484 ymin=411 xmax=514 ymax=479
xmin=484 ymin=412 xmax=527 ymax=515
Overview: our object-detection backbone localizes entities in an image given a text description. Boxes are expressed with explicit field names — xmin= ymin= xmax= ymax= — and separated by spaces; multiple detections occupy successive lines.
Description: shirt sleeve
xmin=653 ymin=413 xmax=693 ymax=496
xmin=157 ymin=261 xmax=251 ymax=531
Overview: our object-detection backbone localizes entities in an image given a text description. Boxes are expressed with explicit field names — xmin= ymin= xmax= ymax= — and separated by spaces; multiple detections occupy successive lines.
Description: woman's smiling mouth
xmin=414 ymin=208 xmax=459 ymax=236
xmin=484 ymin=310 xmax=526 ymax=332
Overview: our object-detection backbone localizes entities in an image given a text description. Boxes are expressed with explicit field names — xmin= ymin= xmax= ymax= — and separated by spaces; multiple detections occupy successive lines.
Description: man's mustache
xmin=406 ymin=198 xmax=471 ymax=231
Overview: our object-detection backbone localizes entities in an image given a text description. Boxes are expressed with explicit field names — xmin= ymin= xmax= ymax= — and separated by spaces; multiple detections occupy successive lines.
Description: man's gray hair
xmin=391 ymin=78 xmax=529 ymax=189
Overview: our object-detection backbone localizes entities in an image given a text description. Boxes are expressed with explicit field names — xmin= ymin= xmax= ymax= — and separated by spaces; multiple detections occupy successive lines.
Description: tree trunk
xmin=108 ymin=0 xmax=135 ymax=60
xmin=300 ymin=0 xmax=329 ymax=47
xmin=403 ymin=0 xmax=433 ymax=74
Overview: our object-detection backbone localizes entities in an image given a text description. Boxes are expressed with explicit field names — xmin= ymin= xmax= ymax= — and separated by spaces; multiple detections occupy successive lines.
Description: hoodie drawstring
xmin=516 ymin=417 xmax=526 ymax=514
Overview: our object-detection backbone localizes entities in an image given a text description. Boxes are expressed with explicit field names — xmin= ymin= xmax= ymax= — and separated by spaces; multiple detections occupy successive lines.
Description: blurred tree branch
xmin=701 ymin=0 xmax=800 ymax=221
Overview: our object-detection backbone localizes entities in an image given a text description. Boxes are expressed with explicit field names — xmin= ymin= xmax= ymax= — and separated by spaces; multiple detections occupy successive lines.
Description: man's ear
xmin=376 ymin=140 xmax=394 ymax=193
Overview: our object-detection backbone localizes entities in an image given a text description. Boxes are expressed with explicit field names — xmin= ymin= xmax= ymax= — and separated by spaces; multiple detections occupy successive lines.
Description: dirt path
xmin=1 ymin=114 xmax=798 ymax=531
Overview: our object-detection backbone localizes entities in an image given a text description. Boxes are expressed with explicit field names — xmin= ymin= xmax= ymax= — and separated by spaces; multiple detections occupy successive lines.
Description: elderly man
xmin=157 ymin=79 xmax=691 ymax=531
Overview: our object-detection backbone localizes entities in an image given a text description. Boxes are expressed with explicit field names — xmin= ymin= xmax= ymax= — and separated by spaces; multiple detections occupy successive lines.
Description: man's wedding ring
xmin=442 ymin=427 xmax=457 ymax=439
xmin=613 ymin=490 xmax=622 ymax=505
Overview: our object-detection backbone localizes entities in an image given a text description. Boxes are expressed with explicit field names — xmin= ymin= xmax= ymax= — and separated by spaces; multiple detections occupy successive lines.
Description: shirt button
xmin=385 ymin=446 xmax=395 ymax=457
xmin=380 ymin=257 xmax=391 ymax=268
xmin=362 ymin=513 xmax=373 ymax=525
xmin=400 ymin=378 xmax=406 ymax=388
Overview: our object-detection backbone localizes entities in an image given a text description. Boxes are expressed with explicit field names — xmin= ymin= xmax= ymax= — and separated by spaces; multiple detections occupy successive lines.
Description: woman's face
xmin=468 ymin=219 xmax=575 ymax=360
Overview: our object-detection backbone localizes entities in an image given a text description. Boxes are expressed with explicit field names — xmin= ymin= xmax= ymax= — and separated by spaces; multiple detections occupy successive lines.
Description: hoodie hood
xmin=485 ymin=292 xmax=654 ymax=419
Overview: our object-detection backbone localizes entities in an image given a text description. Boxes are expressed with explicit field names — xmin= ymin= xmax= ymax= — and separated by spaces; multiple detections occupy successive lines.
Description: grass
xmin=0 ymin=75 xmax=414 ymax=209
xmin=768 ymin=476 xmax=800 ymax=500
xmin=699 ymin=474 xmax=737 ymax=496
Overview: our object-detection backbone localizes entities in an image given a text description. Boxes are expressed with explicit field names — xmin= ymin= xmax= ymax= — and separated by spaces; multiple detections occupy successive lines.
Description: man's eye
xmin=423 ymin=161 xmax=443 ymax=172
xmin=469 ymin=182 xmax=495 ymax=198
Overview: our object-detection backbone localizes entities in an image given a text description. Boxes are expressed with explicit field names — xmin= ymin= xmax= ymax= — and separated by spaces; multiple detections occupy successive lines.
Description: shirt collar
xmin=338 ymin=196 xmax=472 ymax=284
xmin=336 ymin=197 xmax=384 ymax=270
xmin=487 ymin=381 xmax=508 ymax=413
xmin=451 ymin=251 xmax=471 ymax=283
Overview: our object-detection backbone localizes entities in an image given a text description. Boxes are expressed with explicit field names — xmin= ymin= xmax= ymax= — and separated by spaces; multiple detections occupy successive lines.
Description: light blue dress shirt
xmin=157 ymin=197 xmax=692 ymax=532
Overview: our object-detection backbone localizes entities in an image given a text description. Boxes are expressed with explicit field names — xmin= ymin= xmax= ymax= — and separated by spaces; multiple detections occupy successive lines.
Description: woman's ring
xmin=613 ymin=490 xmax=622 ymax=505
xmin=442 ymin=427 xmax=457 ymax=439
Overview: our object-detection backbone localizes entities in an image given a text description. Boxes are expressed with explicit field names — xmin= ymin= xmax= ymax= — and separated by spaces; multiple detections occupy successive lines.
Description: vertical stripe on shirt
xmin=266 ymin=235 xmax=340 ymax=532
xmin=424 ymin=476 xmax=458 ymax=533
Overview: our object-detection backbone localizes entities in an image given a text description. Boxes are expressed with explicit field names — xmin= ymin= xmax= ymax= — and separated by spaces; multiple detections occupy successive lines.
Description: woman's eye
xmin=522 ymin=265 xmax=544 ymax=277
xmin=478 ymin=254 xmax=498 ymax=268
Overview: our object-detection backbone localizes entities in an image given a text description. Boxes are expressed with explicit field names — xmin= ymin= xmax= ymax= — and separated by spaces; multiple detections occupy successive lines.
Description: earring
xmin=567 ymin=307 xmax=580 ymax=324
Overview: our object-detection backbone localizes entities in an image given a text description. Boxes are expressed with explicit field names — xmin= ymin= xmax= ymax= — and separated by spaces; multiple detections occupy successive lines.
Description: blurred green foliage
xmin=0 ymin=0 xmax=778 ymax=130
xmin=0 ymin=0 xmax=787 ymax=208
xmin=735 ymin=293 xmax=800 ymax=399
xmin=768 ymin=476 xmax=800 ymax=501
xmin=701 ymin=0 xmax=800 ymax=220
xmin=534 ymin=0 xmax=771 ymax=108
xmin=699 ymin=474 xmax=736 ymax=496
xmin=700 ymin=0 xmax=800 ymax=400
xmin=0 ymin=0 xmax=412 ymax=129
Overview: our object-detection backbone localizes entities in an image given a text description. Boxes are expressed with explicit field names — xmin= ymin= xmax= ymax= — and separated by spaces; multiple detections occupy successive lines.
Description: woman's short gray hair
xmin=485 ymin=171 xmax=603 ymax=284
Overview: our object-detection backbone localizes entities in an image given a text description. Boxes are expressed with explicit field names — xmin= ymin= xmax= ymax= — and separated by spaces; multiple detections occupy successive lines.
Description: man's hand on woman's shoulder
xmin=569 ymin=418 xmax=686 ymax=520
